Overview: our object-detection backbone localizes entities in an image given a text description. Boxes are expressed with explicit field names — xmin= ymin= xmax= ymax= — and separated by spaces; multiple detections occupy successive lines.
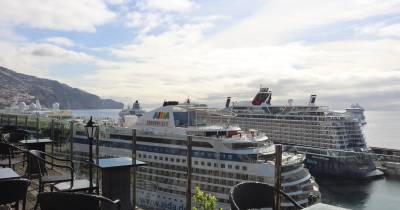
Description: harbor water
xmin=72 ymin=109 xmax=400 ymax=209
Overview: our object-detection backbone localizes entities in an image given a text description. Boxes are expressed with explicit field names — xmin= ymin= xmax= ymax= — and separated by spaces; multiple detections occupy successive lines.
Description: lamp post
xmin=85 ymin=116 xmax=97 ymax=193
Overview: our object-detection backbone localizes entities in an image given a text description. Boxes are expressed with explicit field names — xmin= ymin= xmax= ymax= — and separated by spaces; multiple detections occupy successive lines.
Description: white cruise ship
xmin=71 ymin=100 xmax=320 ymax=210
xmin=220 ymin=88 xmax=383 ymax=178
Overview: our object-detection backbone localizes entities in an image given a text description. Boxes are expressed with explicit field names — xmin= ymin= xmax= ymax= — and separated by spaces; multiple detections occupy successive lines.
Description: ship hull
xmin=304 ymin=154 xmax=383 ymax=179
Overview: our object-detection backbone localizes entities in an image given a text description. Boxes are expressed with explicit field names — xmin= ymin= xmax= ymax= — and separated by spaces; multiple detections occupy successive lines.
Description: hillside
xmin=0 ymin=66 xmax=123 ymax=109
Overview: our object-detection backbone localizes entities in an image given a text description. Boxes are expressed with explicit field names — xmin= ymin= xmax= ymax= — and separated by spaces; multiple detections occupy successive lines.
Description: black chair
xmin=0 ymin=142 xmax=26 ymax=169
xmin=4 ymin=130 xmax=30 ymax=144
xmin=27 ymin=150 xmax=74 ymax=192
xmin=0 ymin=178 xmax=31 ymax=210
xmin=229 ymin=182 xmax=304 ymax=210
xmin=34 ymin=192 xmax=121 ymax=210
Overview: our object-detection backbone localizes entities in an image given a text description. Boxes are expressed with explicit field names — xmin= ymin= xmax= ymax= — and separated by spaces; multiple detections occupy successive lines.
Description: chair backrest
xmin=0 ymin=142 xmax=12 ymax=156
xmin=230 ymin=182 xmax=276 ymax=210
xmin=35 ymin=192 xmax=121 ymax=210
xmin=0 ymin=179 xmax=31 ymax=206
xmin=27 ymin=150 xmax=47 ymax=177
xmin=0 ymin=125 xmax=18 ymax=134
xmin=6 ymin=131 xmax=28 ymax=143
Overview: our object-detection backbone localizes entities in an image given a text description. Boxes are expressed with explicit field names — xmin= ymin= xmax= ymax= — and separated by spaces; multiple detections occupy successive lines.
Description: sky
xmin=0 ymin=0 xmax=400 ymax=110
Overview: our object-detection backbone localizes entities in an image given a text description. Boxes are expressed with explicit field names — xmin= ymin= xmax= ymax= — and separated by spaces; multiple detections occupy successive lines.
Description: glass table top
xmin=94 ymin=157 xmax=146 ymax=169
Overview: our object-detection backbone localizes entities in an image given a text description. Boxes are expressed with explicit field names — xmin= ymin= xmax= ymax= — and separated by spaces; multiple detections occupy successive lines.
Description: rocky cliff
xmin=0 ymin=66 xmax=123 ymax=109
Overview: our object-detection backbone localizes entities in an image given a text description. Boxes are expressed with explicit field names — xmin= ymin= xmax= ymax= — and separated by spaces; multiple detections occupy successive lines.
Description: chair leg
xmin=23 ymin=197 xmax=27 ymax=210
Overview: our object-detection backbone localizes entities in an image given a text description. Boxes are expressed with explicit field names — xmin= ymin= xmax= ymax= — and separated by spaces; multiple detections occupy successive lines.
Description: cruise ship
xmin=71 ymin=100 xmax=320 ymax=210
xmin=219 ymin=88 xmax=383 ymax=178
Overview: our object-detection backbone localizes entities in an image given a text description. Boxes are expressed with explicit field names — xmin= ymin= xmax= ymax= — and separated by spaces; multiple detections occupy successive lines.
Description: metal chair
xmin=4 ymin=130 xmax=30 ymax=144
xmin=27 ymin=150 xmax=74 ymax=192
xmin=229 ymin=181 xmax=304 ymax=210
xmin=34 ymin=192 xmax=121 ymax=210
xmin=0 ymin=178 xmax=31 ymax=210
xmin=0 ymin=142 xmax=26 ymax=169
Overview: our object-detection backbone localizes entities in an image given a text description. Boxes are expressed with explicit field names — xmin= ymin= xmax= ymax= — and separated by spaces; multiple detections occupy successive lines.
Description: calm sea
xmin=71 ymin=109 xmax=400 ymax=209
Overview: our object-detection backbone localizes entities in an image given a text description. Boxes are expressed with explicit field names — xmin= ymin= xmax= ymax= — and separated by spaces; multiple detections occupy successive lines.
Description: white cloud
xmin=125 ymin=12 xmax=172 ymax=34
xmin=138 ymin=0 xmax=197 ymax=13
xmin=43 ymin=37 xmax=75 ymax=47
xmin=0 ymin=0 xmax=115 ymax=32
xmin=211 ymin=0 xmax=400 ymax=46
xmin=356 ymin=22 xmax=400 ymax=38
xmin=0 ymin=40 xmax=94 ymax=78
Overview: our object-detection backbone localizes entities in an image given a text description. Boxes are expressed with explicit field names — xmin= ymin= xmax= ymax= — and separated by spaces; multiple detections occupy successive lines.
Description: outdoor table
xmin=94 ymin=157 xmax=146 ymax=210
xmin=20 ymin=139 xmax=53 ymax=178
xmin=303 ymin=203 xmax=349 ymax=210
xmin=19 ymin=139 xmax=53 ymax=152
xmin=0 ymin=168 xmax=21 ymax=180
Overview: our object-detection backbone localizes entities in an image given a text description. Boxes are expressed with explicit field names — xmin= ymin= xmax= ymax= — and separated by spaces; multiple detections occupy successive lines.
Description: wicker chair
xmin=34 ymin=192 xmax=121 ymax=210
xmin=0 ymin=178 xmax=31 ymax=210
xmin=27 ymin=150 xmax=74 ymax=192
xmin=229 ymin=181 xmax=304 ymax=210
xmin=0 ymin=142 xmax=26 ymax=169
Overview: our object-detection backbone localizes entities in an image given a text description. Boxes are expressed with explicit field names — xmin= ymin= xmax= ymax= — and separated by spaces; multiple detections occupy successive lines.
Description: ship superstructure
xmin=220 ymin=88 xmax=383 ymax=178
xmin=72 ymin=100 xmax=320 ymax=210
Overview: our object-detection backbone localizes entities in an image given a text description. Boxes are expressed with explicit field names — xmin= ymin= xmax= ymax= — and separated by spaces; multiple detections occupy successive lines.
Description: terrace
xmin=0 ymin=113 xmax=348 ymax=210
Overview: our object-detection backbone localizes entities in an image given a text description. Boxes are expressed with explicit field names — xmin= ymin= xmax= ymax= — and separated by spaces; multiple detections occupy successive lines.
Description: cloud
xmin=0 ymin=40 xmax=94 ymax=79
xmin=137 ymin=0 xmax=197 ymax=13
xmin=356 ymin=22 xmax=400 ymax=38
xmin=0 ymin=0 xmax=115 ymax=32
xmin=125 ymin=12 xmax=172 ymax=34
xmin=43 ymin=37 xmax=75 ymax=47
xmin=211 ymin=0 xmax=400 ymax=46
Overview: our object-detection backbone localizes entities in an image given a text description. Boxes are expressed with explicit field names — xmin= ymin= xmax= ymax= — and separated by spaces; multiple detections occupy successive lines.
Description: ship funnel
xmin=308 ymin=94 xmax=317 ymax=105
xmin=252 ymin=87 xmax=272 ymax=105
xmin=225 ymin=97 xmax=231 ymax=108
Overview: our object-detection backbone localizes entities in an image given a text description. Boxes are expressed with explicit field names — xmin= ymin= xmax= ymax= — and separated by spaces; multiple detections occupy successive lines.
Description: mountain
xmin=0 ymin=66 xmax=124 ymax=109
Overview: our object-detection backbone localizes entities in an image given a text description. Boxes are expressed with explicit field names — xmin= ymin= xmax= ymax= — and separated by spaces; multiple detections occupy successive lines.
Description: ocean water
xmin=363 ymin=111 xmax=400 ymax=150
xmin=71 ymin=109 xmax=121 ymax=120
xmin=71 ymin=109 xmax=400 ymax=209
xmin=320 ymin=111 xmax=400 ymax=210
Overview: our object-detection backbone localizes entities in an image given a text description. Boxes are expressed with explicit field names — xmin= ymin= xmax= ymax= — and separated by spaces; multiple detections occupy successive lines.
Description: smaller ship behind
xmin=119 ymin=100 xmax=146 ymax=127
xmin=345 ymin=103 xmax=367 ymax=126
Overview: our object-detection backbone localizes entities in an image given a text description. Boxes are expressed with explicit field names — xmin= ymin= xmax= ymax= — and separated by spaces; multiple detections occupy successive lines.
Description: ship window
xmin=154 ymin=156 xmax=158 ymax=160
xmin=221 ymin=164 xmax=225 ymax=168
xmin=138 ymin=154 xmax=142 ymax=158
xmin=149 ymin=155 xmax=152 ymax=159
xmin=182 ymin=159 xmax=186 ymax=163
xmin=207 ymin=162 xmax=211 ymax=166
xmin=165 ymin=157 xmax=168 ymax=161
xmin=235 ymin=165 xmax=240 ymax=170
xmin=228 ymin=165 xmax=232 ymax=169
xmin=176 ymin=159 xmax=180 ymax=163
xmin=201 ymin=161 xmax=205 ymax=166
xmin=194 ymin=161 xmax=198 ymax=165
xmin=170 ymin=158 xmax=174 ymax=162
xmin=214 ymin=163 xmax=217 ymax=167
xmin=160 ymin=157 xmax=163 ymax=160
xmin=242 ymin=166 xmax=247 ymax=171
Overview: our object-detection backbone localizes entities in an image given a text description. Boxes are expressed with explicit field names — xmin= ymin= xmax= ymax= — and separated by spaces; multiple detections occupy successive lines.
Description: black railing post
xmin=69 ymin=121 xmax=74 ymax=166
xmin=51 ymin=119 xmax=55 ymax=168
xmin=25 ymin=116 xmax=28 ymax=129
xmin=95 ymin=126 xmax=100 ymax=195
xmin=274 ymin=144 xmax=283 ymax=210
xmin=132 ymin=129 xmax=137 ymax=210
xmin=36 ymin=114 xmax=39 ymax=140
xmin=186 ymin=135 xmax=193 ymax=210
